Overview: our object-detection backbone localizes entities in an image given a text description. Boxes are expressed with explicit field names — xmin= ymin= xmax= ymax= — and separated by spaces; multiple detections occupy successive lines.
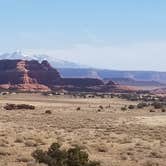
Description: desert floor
xmin=0 ymin=93 xmax=166 ymax=166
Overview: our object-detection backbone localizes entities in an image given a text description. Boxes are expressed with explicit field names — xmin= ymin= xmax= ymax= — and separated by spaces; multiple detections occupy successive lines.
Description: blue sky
xmin=0 ymin=0 xmax=166 ymax=71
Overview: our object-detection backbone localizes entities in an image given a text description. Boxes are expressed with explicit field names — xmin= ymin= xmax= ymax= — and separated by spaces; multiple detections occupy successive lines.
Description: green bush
xmin=32 ymin=143 xmax=100 ymax=166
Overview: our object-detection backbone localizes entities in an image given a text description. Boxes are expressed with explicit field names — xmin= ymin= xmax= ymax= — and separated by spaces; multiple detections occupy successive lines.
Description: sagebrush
xmin=32 ymin=143 xmax=100 ymax=166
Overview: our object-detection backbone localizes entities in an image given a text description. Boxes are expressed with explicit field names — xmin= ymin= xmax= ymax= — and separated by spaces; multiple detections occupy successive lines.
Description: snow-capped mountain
xmin=0 ymin=51 xmax=85 ymax=68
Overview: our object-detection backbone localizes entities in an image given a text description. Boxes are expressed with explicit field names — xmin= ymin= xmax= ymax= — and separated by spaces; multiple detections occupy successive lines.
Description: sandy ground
xmin=0 ymin=93 xmax=166 ymax=166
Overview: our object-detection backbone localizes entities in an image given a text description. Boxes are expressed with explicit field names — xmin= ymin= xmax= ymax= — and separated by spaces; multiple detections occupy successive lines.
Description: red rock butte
xmin=0 ymin=59 xmax=61 ymax=91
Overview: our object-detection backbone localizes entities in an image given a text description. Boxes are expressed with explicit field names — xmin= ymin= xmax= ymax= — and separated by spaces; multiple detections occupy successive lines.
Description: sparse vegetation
xmin=137 ymin=102 xmax=148 ymax=109
xmin=128 ymin=105 xmax=135 ymax=109
xmin=151 ymin=102 xmax=164 ymax=109
xmin=121 ymin=106 xmax=127 ymax=111
xmin=97 ymin=109 xmax=101 ymax=112
xmin=76 ymin=107 xmax=81 ymax=111
xmin=45 ymin=110 xmax=52 ymax=114
xmin=149 ymin=109 xmax=155 ymax=113
xmin=99 ymin=105 xmax=104 ymax=110
xmin=161 ymin=108 xmax=166 ymax=112
xmin=4 ymin=103 xmax=35 ymax=110
xmin=32 ymin=143 xmax=100 ymax=166
xmin=1 ymin=92 xmax=166 ymax=166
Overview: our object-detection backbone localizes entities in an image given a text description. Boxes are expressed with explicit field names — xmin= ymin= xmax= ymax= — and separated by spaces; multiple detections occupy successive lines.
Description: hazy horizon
xmin=0 ymin=1 xmax=166 ymax=71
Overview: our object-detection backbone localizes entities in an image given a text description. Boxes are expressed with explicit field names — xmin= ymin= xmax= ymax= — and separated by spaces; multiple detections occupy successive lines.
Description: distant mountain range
xmin=0 ymin=51 xmax=85 ymax=68
xmin=107 ymin=78 xmax=165 ymax=87
xmin=1 ymin=51 xmax=166 ymax=85
xmin=58 ymin=68 xmax=166 ymax=84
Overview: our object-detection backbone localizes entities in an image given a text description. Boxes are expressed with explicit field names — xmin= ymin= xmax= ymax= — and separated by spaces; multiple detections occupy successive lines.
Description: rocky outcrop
xmin=0 ymin=59 xmax=61 ymax=91
xmin=0 ymin=59 xmax=134 ymax=92
xmin=0 ymin=59 xmax=105 ymax=92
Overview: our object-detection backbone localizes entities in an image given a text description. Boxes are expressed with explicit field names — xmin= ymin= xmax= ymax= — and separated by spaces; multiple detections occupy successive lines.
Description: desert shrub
xmin=32 ymin=143 xmax=100 ymax=166
xmin=151 ymin=102 xmax=163 ymax=109
xmin=161 ymin=108 xmax=166 ymax=112
xmin=4 ymin=104 xmax=16 ymax=110
xmin=17 ymin=104 xmax=35 ymax=110
xmin=1 ymin=92 xmax=9 ymax=96
xmin=137 ymin=102 xmax=147 ymax=109
xmin=149 ymin=109 xmax=155 ymax=112
xmin=128 ymin=105 xmax=135 ymax=109
xmin=45 ymin=110 xmax=52 ymax=114
xmin=4 ymin=103 xmax=35 ymax=110
xmin=97 ymin=109 xmax=101 ymax=112
xmin=121 ymin=106 xmax=127 ymax=111
xmin=76 ymin=107 xmax=81 ymax=111
xmin=99 ymin=105 xmax=104 ymax=109
xmin=120 ymin=94 xmax=139 ymax=101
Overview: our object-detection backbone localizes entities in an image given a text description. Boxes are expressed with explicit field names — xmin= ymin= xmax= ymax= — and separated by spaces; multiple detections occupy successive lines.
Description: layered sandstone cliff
xmin=0 ymin=59 xmax=61 ymax=91
xmin=0 ymin=59 xmax=134 ymax=93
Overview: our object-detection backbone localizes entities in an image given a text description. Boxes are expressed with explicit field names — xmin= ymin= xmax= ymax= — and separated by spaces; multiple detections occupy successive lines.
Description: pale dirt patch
xmin=136 ymin=115 xmax=166 ymax=126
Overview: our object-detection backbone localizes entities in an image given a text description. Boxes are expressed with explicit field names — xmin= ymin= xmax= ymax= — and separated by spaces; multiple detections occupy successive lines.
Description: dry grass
xmin=0 ymin=93 xmax=166 ymax=166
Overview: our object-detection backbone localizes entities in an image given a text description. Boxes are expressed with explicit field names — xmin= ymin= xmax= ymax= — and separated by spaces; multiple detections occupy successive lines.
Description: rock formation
xmin=0 ymin=59 xmax=135 ymax=92
xmin=0 ymin=59 xmax=61 ymax=91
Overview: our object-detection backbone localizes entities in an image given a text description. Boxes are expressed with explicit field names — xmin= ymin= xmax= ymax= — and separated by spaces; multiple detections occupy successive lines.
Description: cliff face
xmin=0 ymin=59 xmax=61 ymax=91
xmin=0 ymin=59 xmax=106 ymax=92
xmin=0 ymin=59 xmax=133 ymax=92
